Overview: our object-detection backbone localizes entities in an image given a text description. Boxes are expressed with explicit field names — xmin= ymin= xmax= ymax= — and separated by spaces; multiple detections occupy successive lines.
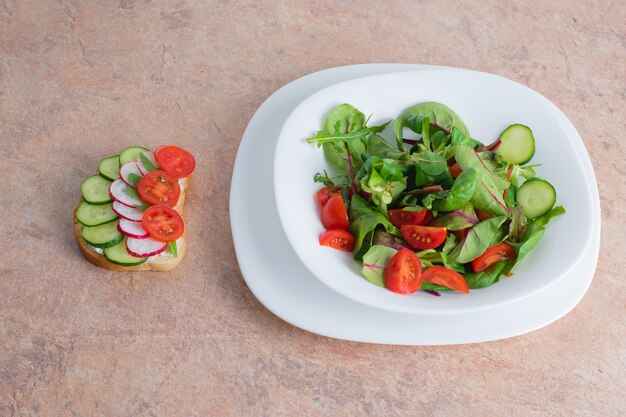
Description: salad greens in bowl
xmin=273 ymin=69 xmax=593 ymax=315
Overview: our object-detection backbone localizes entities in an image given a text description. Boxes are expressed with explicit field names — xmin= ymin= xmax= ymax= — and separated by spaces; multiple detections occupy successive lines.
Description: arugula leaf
xmin=139 ymin=153 xmax=157 ymax=172
xmin=313 ymin=170 xmax=336 ymax=187
xmin=430 ymin=203 xmax=479 ymax=230
xmin=448 ymin=216 xmax=508 ymax=263
xmin=127 ymin=172 xmax=141 ymax=188
xmin=306 ymin=122 xmax=390 ymax=146
xmin=361 ymin=245 xmax=397 ymax=287
xmin=349 ymin=194 xmax=398 ymax=259
xmin=167 ymin=241 xmax=178 ymax=256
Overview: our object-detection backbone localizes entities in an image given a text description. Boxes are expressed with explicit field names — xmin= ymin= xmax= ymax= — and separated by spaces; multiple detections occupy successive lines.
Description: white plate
xmin=274 ymin=69 xmax=595 ymax=315
xmin=230 ymin=64 xmax=600 ymax=345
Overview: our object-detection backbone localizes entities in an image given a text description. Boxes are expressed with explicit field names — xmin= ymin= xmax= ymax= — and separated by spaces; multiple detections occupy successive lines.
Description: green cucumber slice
xmin=98 ymin=155 xmax=120 ymax=181
xmin=119 ymin=146 xmax=149 ymax=166
xmin=81 ymin=220 xmax=123 ymax=248
xmin=104 ymin=237 xmax=148 ymax=266
xmin=517 ymin=178 xmax=556 ymax=219
xmin=76 ymin=201 xmax=118 ymax=226
xmin=81 ymin=175 xmax=112 ymax=205
xmin=496 ymin=124 xmax=535 ymax=165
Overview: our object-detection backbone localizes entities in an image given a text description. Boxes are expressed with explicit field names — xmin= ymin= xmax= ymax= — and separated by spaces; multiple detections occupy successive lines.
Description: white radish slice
xmin=112 ymin=201 xmax=143 ymax=222
xmin=117 ymin=218 xmax=149 ymax=239
xmin=136 ymin=151 xmax=159 ymax=175
xmin=109 ymin=179 xmax=144 ymax=208
xmin=126 ymin=236 xmax=166 ymax=257
xmin=119 ymin=162 xmax=143 ymax=188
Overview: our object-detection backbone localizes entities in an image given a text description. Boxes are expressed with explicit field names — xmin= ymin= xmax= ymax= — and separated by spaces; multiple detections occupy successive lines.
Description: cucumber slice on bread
xmin=119 ymin=146 xmax=149 ymax=166
xmin=81 ymin=221 xmax=123 ymax=248
xmin=104 ymin=237 xmax=148 ymax=266
xmin=76 ymin=201 xmax=118 ymax=226
xmin=81 ymin=175 xmax=112 ymax=205
xmin=98 ymin=155 xmax=120 ymax=181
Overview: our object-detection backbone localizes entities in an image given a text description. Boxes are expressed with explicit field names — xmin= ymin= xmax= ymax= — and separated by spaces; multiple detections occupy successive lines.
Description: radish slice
xmin=137 ymin=151 xmax=159 ymax=175
xmin=109 ymin=179 xmax=144 ymax=208
xmin=112 ymin=201 xmax=143 ymax=222
xmin=126 ymin=236 xmax=166 ymax=257
xmin=117 ymin=218 xmax=149 ymax=239
xmin=119 ymin=162 xmax=143 ymax=188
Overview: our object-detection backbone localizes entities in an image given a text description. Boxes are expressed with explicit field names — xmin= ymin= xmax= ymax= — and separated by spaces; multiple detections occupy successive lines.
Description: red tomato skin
xmin=319 ymin=229 xmax=355 ymax=252
xmin=422 ymin=266 xmax=469 ymax=294
xmin=321 ymin=195 xmax=349 ymax=231
xmin=141 ymin=205 xmax=185 ymax=242
xmin=137 ymin=170 xmax=181 ymax=207
xmin=400 ymin=225 xmax=447 ymax=250
xmin=384 ymin=248 xmax=423 ymax=294
xmin=471 ymin=243 xmax=517 ymax=272
xmin=450 ymin=163 xmax=462 ymax=179
xmin=154 ymin=146 xmax=196 ymax=178
xmin=387 ymin=209 xmax=429 ymax=228
xmin=316 ymin=187 xmax=340 ymax=206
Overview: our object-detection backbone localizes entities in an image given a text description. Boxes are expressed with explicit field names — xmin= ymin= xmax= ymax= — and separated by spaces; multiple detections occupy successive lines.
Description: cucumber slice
xmin=81 ymin=175 xmax=113 ymax=205
xmin=81 ymin=220 xmax=123 ymax=248
xmin=496 ymin=124 xmax=535 ymax=165
xmin=104 ymin=237 xmax=148 ymax=266
xmin=119 ymin=146 xmax=149 ymax=166
xmin=517 ymin=178 xmax=556 ymax=219
xmin=98 ymin=155 xmax=120 ymax=181
xmin=76 ymin=201 xmax=118 ymax=226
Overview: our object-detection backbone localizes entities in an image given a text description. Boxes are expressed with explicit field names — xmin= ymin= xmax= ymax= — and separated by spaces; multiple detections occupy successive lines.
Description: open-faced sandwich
xmin=74 ymin=145 xmax=195 ymax=271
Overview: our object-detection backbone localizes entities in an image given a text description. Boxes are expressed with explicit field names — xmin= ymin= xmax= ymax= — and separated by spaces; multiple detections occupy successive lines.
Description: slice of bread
xmin=73 ymin=176 xmax=190 ymax=271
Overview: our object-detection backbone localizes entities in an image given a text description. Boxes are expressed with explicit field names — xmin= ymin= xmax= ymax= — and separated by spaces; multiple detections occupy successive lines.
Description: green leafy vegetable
xmin=167 ymin=241 xmax=178 ymax=256
xmin=430 ymin=203 xmax=479 ymax=230
xmin=127 ymin=173 xmax=142 ymax=188
xmin=448 ymin=216 xmax=508 ymax=263
xmin=431 ymin=168 xmax=478 ymax=212
xmin=349 ymin=194 xmax=398 ymax=259
xmin=139 ymin=153 xmax=157 ymax=172
xmin=361 ymin=245 xmax=397 ymax=287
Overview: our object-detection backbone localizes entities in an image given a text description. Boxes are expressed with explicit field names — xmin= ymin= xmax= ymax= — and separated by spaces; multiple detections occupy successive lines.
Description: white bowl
xmin=273 ymin=68 xmax=594 ymax=315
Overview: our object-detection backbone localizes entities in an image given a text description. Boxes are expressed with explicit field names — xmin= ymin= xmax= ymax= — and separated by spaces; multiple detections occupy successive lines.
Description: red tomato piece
xmin=449 ymin=163 xmax=462 ymax=179
xmin=384 ymin=248 xmax=423 ymax=294
xmin=387 ymin=209 xmax=429 ymax=227
xmin=422 ymin=265 xmax=469 ymax=294
xmin=321 ymin=194 xmax=349 ymax=231
xmin=400 ymin=225 xmax=447 ymax=250
xmin=141 ymin=205 xmax=185 ymax=242
xmin=154 ymin=146 xmax=196 ymax=178
xmin=137 ymin=170 xmax=181 ymax=207
xmin=472 ymin=242 xmax=517 ymax=272
xmin=422 ymin=210 xmax=435 ymax=225
xmin=316 ymin=186 xmax=340 ymax=206
xmin=319 ymin=229 xmax=355 ymax=252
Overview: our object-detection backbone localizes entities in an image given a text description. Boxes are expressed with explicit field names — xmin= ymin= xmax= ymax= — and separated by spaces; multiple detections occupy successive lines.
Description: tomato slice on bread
xmin=384 ymin=248 xmax=422 ymax=294
xmin=400 ymin=225 xmax=447 ymax=250
xmin=321 ymin=194 xmax=349 ymax=231
xmin=472 ymin=242 xmax=516 ymax=272
xmin=422 ymin=265 xmax=469 ymax=294
xmin=137 ymin=170 xmax=180 ymax=207
xmin=155 ymin=146 xmax=196 ymax=178
xmin=319 ymin=229 xmax=355 ymax=252
xmin=141 ymin=205 xmax=184 ymax=242
xmin=387 ymin=209 xmax=429 ymax=227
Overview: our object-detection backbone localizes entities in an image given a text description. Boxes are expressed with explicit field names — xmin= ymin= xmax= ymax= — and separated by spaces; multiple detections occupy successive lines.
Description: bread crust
xmin=74 ymin=175 xmax=190 ymax=272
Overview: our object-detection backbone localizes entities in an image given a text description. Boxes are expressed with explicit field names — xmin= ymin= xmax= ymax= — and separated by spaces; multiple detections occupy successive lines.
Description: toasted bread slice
xmin=74 ymin=176 xmax=190 ymax=271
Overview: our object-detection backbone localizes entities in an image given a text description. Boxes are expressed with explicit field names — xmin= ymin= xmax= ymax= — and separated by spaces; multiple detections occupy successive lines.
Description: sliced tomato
xmin=422 ymin=210 xmax=435 ymax=225
xmin=137 ymin=170 xmax=181 ymax=207
xmin=319 ymin=229 xmax=355 ymax=252
xmin=422 ymin=265 xmax=469 ymax=294
xmin=154 ymin=145 xmax=196 ymax=178
xmin=141 ymin=205 xmax=184 ymax=242
xmin=316 ymin=186 xmax=340 ymax=206
xmin=471 ymin=242 xmax=516 ymax=272
xmin=384 ymin=248 xmax=422 ymax=294
xmin=400 ymin=225 xmax=447 ymax=250
xmin=449 ymin=163 xmax=462 ymax=179
xmin=387 ymin=209 xmax=429 ymax=227
xmin=321 ymin=194 xmax=349 ymax=231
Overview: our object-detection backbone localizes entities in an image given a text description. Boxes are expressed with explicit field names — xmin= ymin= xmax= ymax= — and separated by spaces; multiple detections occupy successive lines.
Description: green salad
xmin=308 ymin=102 xmax=564 ymax=295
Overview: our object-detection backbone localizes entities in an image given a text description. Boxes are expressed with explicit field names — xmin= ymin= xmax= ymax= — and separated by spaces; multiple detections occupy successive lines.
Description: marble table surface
xmin=1 ymin=1 xmax=624 ymax=416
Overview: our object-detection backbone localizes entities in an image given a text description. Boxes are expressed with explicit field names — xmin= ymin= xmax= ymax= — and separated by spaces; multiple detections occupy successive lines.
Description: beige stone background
xmin=1 ymin=0 xmax=625 ymax=416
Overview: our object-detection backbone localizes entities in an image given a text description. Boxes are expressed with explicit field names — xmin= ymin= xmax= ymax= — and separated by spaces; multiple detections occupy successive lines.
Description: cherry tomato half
xmin=384 ymin=248 xmax=423 ymax=294
xmin=449 ymin=163 xmax=462 ymax=179
xmin=154 ymin=145 xmax=196 ymax=178
xmin=321 ymin=194 xmax=349 ymax=231
xmin=471 ymin=242 xmax=516 ymax=272
xmin=137 ymin=170 xmax=181 ymax=207
xmin=319 ymin=229 xmax=355 ymax=252
xmin=141 ymin=205 xmax=184 ymax=242
xmin=387 ymin=209 xmax=429 ymax=227
xmin=400 ymin=225 xmax=447 ymax=250
xmin=422 ymin=265 xmax=469 ymax=294
xmin=316 ymin=186 xmax=341 ymax=206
